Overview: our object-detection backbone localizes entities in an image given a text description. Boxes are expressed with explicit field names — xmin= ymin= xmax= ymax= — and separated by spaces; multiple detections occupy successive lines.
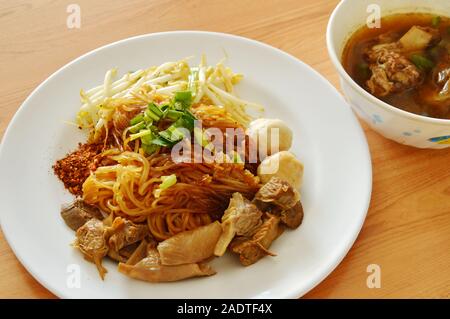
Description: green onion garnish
xmin=127 ymin=91 xmax=197 ymax=149
xmin=172 ymin=91 xmax=193 ymax=110
xmin=160 ymin=104 xmax=170 ymax=112
xmin=158 ymin=112 xmax=196 ymax=142
xmin=130 ymin=113 xmax=144 ymax=126
xmin=129 ymin=121 xmax=145 ymax=134
xmin=158 ymin=129 xmax=182 ymax=143
xmin=168 ymin=126 xmax=186 ymax=140
xmin=141 ymin=143 xmax=159 ymax=155
xmin=356 ymin=62 xmax=370 ymax=79
xmin=145 ymin=109 xmax=160 ymax=121
xmin=160 ymin=174 xmax=177 ymax=190
xmin=174 ymin=91 xmax=192 ymax=104
xmin=140 ymin=130 xmax=154 ymax=145
xmin=179 ymin=111 xmax=195 ymax=130
xmin=410 ymin=54 xmax=434 ymax=71
xmin=153 ymin=174 xmax=177 ymax=198
xmin=148 ymin=103 xmax=163 ymax=117
xmin=143 ymin=114 xmax=153 ymax=125
xmin=166 ymin=109 xmax=184 ymax=121
xmin=129 ymin=129 xmax=152 ymax=141
xmin=432 ymin=16 xmax=441 ymax=28
xmin=151 ymin=136 xmax=174 ymax=147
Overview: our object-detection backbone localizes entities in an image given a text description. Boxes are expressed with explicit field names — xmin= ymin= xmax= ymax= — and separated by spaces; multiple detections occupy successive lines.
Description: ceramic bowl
xmin=327 ymin=0 xmax=450 ymax=148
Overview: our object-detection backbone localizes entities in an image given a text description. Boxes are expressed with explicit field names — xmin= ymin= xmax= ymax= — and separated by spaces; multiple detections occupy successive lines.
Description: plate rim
xmin=0 ymin=30 xmax=372 ymax=299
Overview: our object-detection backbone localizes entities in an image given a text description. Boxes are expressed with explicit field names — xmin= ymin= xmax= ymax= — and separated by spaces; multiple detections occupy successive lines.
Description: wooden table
xmin=0 ymin=0 xmax=449 ymax=299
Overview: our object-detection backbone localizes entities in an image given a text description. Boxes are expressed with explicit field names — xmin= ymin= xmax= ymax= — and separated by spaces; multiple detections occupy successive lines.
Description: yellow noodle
xmin=83 ymin=150 xmax=260 ymax=240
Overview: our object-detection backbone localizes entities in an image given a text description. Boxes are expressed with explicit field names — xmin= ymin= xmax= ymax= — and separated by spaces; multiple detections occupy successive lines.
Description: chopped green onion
xmin=130 ymin=113 xmax=144 ymax=126
xmin=153 ymin=174 xmax=177 ymax=198
xmin=173 ymin=101 xmax=184 ymax=111
xmin=158 ymin=127 xmax=187 ymax=143
xmin=128 ymin=93 xmax=197 ymax=149
xmin=432 ymin=16 xmax=441 ymax=28
xmin=148 ymin=125 xmax=159 ymax=133
xmin=172 ymin=91 xmax=193 ymax=110
xmin=130 ymin=129 xmax=152 ymax=141
xmin=129 ymin=121 xmax=146 ymax=134
xmin=174 ymin=91 xmax=192 ymax=104
xmin=140 ymin=130 xmax=155 ymax=145
xmin=410 ymin=54 xmax=435 ymax=71
xmin=148 ymin=103 xmax=163 ymax=117
xmin=143 ymin=113 xmax=153 ymax=125
xmin=145 ymin=109 xmax=160 ymax=121
xmin=151 ymin=136 xmax=174 ymax=147
xmin=179 ymin=112 xmax=195 ymax=130
xmin=184 ymin=110 xmax=196 ymax=120
xmin=158 ymin=128 xmax=186 ymax=143
xmin=356 ymin=62 xmax=370 ymax=79
xmin=160 ymin=174 xmax=177 ymax=190
xmin=158 ymin=130 xmax=171 ymax=141
xmin=168 ymin=126 xmax=186 ymax=140
xmin=142 ymin=143 xmax=159 ymax=155
xmin=160 ymin=104 xmax=170 ymax=112
xmin=166 ymin=109 xmax=184 ymax=120
xmin=158 ymin=112 xmax=196 ymax=142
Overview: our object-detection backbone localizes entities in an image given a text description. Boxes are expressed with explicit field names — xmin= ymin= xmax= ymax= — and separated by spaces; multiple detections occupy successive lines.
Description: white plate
xmin=0 ymin=31 xmax=371 ymax=299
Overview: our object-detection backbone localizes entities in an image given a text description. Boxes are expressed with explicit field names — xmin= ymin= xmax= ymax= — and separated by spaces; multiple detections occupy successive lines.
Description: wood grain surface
xmin=0 ymin=0 xmax=449 ymax=299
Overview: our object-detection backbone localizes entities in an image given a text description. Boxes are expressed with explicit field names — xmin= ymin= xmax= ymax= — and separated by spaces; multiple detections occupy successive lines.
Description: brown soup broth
xmin=342 ymin=13 xmax=450 ymax=119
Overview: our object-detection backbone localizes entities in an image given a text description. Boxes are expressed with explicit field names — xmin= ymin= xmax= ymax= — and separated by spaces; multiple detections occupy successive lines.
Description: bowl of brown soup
xmin=327 ymin=0 xmax=450 ymax=148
